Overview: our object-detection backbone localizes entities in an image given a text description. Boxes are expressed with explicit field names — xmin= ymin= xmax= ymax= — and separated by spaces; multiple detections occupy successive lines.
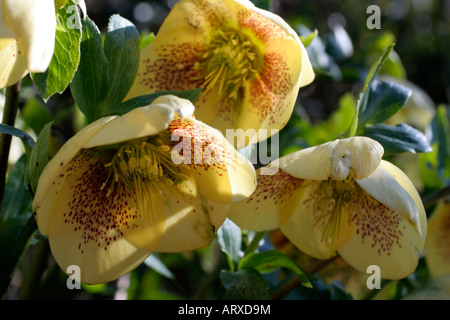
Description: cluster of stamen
xmin=308 ymin=173 xmax=362 ymax=243
xmin=100 ymin=136 xmax=189 ymax=225
xmin=194 ymin=27 xmax=261 ymax=100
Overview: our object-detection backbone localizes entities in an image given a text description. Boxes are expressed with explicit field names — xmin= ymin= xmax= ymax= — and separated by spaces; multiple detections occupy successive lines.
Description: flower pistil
xmin=194 ymin=26 xmax=262 ymax=100
xmin=99 ymin=136 xmax=189 ymax=226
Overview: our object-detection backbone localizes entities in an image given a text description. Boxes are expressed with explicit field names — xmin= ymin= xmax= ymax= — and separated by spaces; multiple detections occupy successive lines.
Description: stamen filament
xmin=98 ymin=138 xmax=188 ymax=227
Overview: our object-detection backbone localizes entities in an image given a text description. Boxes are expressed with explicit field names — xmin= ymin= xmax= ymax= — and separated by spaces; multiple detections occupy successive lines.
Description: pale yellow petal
xmin=115 ymin=185 xmax=167 ymax=252
xmin=156 ymin=178 xmax=230 ymax=252
xmin=125 ymin=25 xmax=206 ymax=100
xmin=33 ymin=116 xmax=117 ymax=234
xmin=379 ymin=160 xmax=427 ymax=242
xmin=85 ymin=96 xmax=194 ymax=148
xmin=158 ymin=0 xmax=228 ymax=36
xmin=2 ymin=0 xmax=56 ymax=72
xmin=46 ymin=151 xmax=151 ymax=284
xmin=229 ymin=168 xmax=304 ymax=231
xmin=280 ymin=137 xmax=384 ymax=180
xmin=169 ymin=118 xmax=256 ymax=204
xmin=424 ymin=201 xmax=450 ymax=278
xmin=242 ymin=0 xmax=314 ymax=86
xmin=0 ymin=38 xmax=28 ymax=89
xmin=356 ymin=161 xmax=424 ymax=237
xmin=338 ymin=204 xmax=424 ymax=280
xmin=217 ymin=37 xmax=303 ymax=148
xmin=49 ymin=229 xmax=149 ymax=285
xmin=280 ymin=180 xmax=355 ymax=260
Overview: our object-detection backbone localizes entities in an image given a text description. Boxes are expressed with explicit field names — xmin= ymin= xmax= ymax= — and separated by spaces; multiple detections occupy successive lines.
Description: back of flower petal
xmin=280 ymin=137 xmax=383 ymax=180
xmin=0 ymin=39 xmax=28 ymax=88
xmin=84 ymin=99 xmax=184 ymax=149
xmin=2 ymin=0 xmax=56 ymax=73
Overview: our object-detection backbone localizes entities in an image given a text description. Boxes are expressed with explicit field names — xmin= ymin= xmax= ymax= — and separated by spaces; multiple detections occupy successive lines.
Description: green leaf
xmin=220 ymin=269 xmax=269 ymax=300
xmin=70 ymin=15 xmax=141 ymax=122
xmin=105 ymin=88 xmax=203 ymax=117
xmin=348 ymin=44 xmax=395 ymax=137
xmin=0 ymin=124 xmax=35 ymax=148
xmin=239 ymin=250 xmax=312 ymax=288
xmin=362 ymin=44 xmax=395 ymax=92
xmin=0 ymin=155 xmax=33 ymax=224
xmin=358 ymin=79 xmax=412 ymax=126
xmin=70 ymin=16 xmax=108 ymax=122
xmin=419 ymin=105 xmax=450 ymax=189
xmin=31 ymin=0 xmax=82 ymax=101
xmin=100 ymin=14 xmax=140 ymax=116
xmin=299 ymin=29 xmax=318 ymax=48
xmin=362 ymin=123 xmax=432 ymax=154
xmin=217 ymin=218 xmax=242 ymax=267
xmin=430 ymin=105 xmax=450 ymax=175
xmin=144 ymin=254 xmax=176 ymax=280
xmin=25 ymin=122 xmax=53 ymax=195
xmin=21 ymin=98 xmax=53 ymax=135
xmin=0 ymin=155 xmax=36 ymax=298
xmin=139 ymin=31 xmax=156 ymax=50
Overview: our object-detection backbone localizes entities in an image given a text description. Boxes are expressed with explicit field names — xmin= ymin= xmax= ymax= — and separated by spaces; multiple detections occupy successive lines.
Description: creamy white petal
xmin=280 ymin=137 xmax=384 ymax=180
xmin=356 ymin=161 xmax=422 ymax=236
xmin=2 ymin=0 xmax=56 ymax=72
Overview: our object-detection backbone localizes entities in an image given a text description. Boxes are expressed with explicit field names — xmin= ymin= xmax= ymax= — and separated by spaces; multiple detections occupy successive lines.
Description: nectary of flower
xmin=0 ymin=0 xmax=56 ymax=88
xmin=32 ymin=95 xmax=256 ymax=284
xmin=125 ymin=0 xmax=314 ymax=149
xmin=229 ymin=137 xmax=427 ymax=279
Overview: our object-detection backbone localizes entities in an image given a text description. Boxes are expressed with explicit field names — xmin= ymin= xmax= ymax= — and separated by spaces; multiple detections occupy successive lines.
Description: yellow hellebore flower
xmin=229 ymin=137 xmax=427 ymax=279
xmin=126 ymin=0 xmax=314 ymax=149
xmin=0 ymin=0 xmax=56 ymax=89
xmin=32 ymin=95 xmax=256 ymax=284
xmin=424 ymin=200 xmax=450 ymax=278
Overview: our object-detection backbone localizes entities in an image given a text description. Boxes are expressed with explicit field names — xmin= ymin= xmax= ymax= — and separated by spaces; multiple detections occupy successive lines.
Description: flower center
xmin=99 ymin=136 xmax=189 ymax=224
xmin=194 ymin=27 xmax=262 ymax=99
xmin=310 ymin=175 xmax=362 ymax=243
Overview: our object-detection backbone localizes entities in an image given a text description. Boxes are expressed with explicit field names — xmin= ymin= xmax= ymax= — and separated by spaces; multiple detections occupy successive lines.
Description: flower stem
xmin=270 ymin=256 xmax=337 ymax=300
xmin=423 ymin=185 xmax=450 ymax=208
xmin=0 ymin=81 xmax=22 ymax=211
xmin=244 ymin=231 xmax=266 ymax=255
xmin=19 ymin=238 xmax=50 ymax=300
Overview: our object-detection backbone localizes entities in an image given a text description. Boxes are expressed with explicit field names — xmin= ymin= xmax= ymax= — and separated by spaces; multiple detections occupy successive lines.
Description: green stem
xmin=192 ymin=247 xmax=227 ymax=299
xmin=244 ymin=231 xmax=266 ymax=255
xmin=0 ymin=81 xmax=21 ymax=211
xmin=423 ymin=185 xmax=450 ymax=208
xmin=270 ymin=257 xmax=337 ymax=300
xmin=19 ymin=238 xmax=50 ymax=300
